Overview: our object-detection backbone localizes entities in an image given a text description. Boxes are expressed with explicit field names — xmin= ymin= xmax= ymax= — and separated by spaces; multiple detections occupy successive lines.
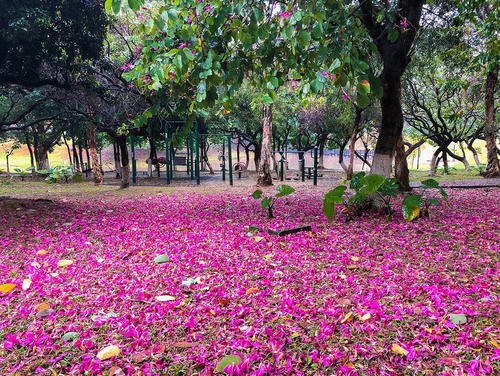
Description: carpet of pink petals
xmin=0 ymin=188 xmax=499 ymax=376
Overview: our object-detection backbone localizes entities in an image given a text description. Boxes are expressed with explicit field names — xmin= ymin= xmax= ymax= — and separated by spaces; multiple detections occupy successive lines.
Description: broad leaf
xmin=350 ymin=172 xmax=365 ymax=191
xmin=420 ymin=178 xmax=439 ymax=188
xmin=276 ymin=185 xmax=295 ymax=197
xmin=448 ymin=313 xmax=467 ymax=325
xmin=252 ymin=190 xmax=263 ymax=199
xmin=359 ymin=174 xmax=385 ymax=195
xmin=261 ymin=197 xmax=272 ymax=209
xmin=323 ymin=187 xmax=347 ymax=221
xmin=402 ymin=195 xmax=422 ymax=221
xmin=215 ymin=355 xmax=242 ymax=372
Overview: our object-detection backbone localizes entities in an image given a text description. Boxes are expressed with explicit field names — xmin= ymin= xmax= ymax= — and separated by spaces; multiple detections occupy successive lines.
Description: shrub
xmin=402 ymin=179 xmax=448 ymax=221
xmin=252 ymin=185 xmax=295 ymax=219
xmin=323 ymin=172 xmax=397 ymax=221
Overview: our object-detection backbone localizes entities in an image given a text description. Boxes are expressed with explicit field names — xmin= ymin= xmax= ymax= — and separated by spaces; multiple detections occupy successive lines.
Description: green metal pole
xmin=186 ymin=137 xmax=190 ymax=175
xmin=313 ymin=147 xmax=318 ymax=186
xmin=301 ymin=156 xmax=305 ymax=182
xmin=165 ymin=122 xmax=170 ymax=185
xmin=280 ymin=156 xmax=284 ymax=181
xmin=170 ymin=144 xmax=174 ymax=180
xmin=227 ymin=135 xmax=233 ymax=186
xmin=131 ymin=134 xmax=137 ymax=185
xmin=222 ymin=141 xmax=226 ymax=182
xmin=195 ymin=121 xmax=200 ymax=185
xmin=189 ymin=133 xmax=194 ymax=179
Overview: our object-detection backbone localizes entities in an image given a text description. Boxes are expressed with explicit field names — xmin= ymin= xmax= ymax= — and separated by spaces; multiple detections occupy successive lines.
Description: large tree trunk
xmin=483 ymin=66 xmax=499 ymax=177
xmin=394 ymin=134 xmax=411 ymax=191
xmin=347 ymin=107 xmax=362 ymax=180
xmin=257 ymin=105 xmax=273 ymax=186
xmin=34 ymin=145 xmax=50 ymax=170
xmin=87 ymin=121 xmax=103 ymax=185
xmin=118 ymin=135 xmax=130 ymax=188
xmin=371 ymin=73 xmax=403 ymax=180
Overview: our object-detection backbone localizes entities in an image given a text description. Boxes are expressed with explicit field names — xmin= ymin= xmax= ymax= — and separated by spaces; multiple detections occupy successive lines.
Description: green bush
xmin=323 ymin=172 xmax=397 ymax=221
xmin=402 ymin=179 xmax=448 ymax=221
xmin=252 ymin=184 xmax=295 ymax=219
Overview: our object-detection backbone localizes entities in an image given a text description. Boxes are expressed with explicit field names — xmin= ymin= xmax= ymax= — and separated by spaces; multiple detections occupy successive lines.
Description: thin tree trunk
xmin=429 ymin=146 xmax=446 ymax=176
xmin=467 ymin=142 xmax=481 ymax=168
xmin=84 ymin=137 xmax=91 ymax=171
xmin=62 ymin=132 xmax=73 ymax=166
xmin=78 ymin=144 xmax=84 ymax=172
xmin=87 ymin=120 xmax=103 ymax=185
xmin=72 ymin=135 xmax=80 ymax=171
xmin=483 ymin=66 xmax=499 ymax=177
xmin=114 ymin=141 xmax=122 ymax=178
xmin=24 ymin=132 xmax=35 ymax=170
xmin=347 ymin=107 xmax=361 ymax=180
xmin=318 ymin=142 xmax=325 ymax=170
xmin=257 ymin=105 xmax=273 ymax=186
xmin=394 ymin=134 xmax=411 ymax=191
xmin=118 ymin=135 xmax=130 ymax=188
xmin=442 ymin=151 xmax=449 ymax=174
xmin=245 ymin=147 xmax=250 ymax=168
xmin=417 ymin=146 xmax=421 ymax=170
xmin=339 ymin=140 xmax=349 ymax=173
xmin=6 ymin=155 xmax=10 ymax=175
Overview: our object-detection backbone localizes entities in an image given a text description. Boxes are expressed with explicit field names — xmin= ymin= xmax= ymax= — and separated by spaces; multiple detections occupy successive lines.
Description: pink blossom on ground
xmin=0 ymin=189 xmax=498 ymax=375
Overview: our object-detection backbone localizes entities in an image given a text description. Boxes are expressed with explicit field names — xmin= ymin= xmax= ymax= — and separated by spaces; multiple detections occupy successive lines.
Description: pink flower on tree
xmin=279 ymin=11 xmax=292 ymax=19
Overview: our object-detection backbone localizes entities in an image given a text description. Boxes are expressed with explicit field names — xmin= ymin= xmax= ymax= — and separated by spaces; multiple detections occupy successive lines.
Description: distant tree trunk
xmin=148 ymin=132 xmax=157 ymax=178
xmin=338 ymin=140 xmax=349 ymax=173
xmin=442 ymin=150 xmax=449 ymax=174
xmin=483 ymin=66 xmax=499 ymax=177
xmin=447 ymin=144 xmax=470 ymax=172
xmin=318 ymin=141 xmax=325 ymax=170
xmin=87 ymin=120 xmax=103 ymax=185
xmin=84 ymin=136 xmax=91 ymax=171
xmin=417 ymin=146 xmax=421 ymax=170
xmin=257 ymin=105 xmax=273 ymax=186
xmin=34 ymin=145 xmax=50 ymax=170
xmin=244 ymin=146 xmax=250 ymax=168
xmin=467 ymin=142 xmax=481 ymax=168
xmin=78 ymin=143 xmax=84 ymax=172
xmin=24 ymin=132 xmax=35 ymax=170
xmin=429 ymin=146 xmax=446 ymax=176
xmin=394 ymin=134 xmax=411 ymax=191
xmin=6 ymin=155 xmax=10 ymax=175
xmin=118 ymin=135 xmax=130 ymax=188
xmin=113 ymin=141 xmax=122 ymax=178
xmin=347 ymin=107 xmax=361 ymax=180
xmin=253 ymin=144 xmax=261 ymax=171
xmin=71 ymin=135 xmax=80 ymax=171
xmin=62 ymin=132 xmax=73 ymax=166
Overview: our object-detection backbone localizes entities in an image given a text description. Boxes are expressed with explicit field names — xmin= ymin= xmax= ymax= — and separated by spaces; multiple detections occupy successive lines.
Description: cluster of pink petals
xmin=120 ymin=63 xmax=133 ymax=71
xmin=0 ymin=189 xmax=498 ymax=375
